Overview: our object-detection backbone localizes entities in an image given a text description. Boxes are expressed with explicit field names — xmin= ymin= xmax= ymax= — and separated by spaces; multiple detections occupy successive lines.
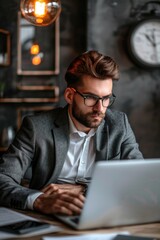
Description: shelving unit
xmin=0 ymin=147 xmax=7 ymax=152
xmin=0 ymin=87 xmax=59 ymax=152
xmin=0 ymin=86 xmax=59 ymax=103
xmin=0 ymin=97 xmax=59 ymax=103
xmin=0 ymin=0 xmax=88 ymax=155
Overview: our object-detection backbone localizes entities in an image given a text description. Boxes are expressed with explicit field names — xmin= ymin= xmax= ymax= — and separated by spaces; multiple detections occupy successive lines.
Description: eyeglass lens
xmin=72 ymin=88 xmax=116 ymax=107
xmin=84 ymin=95 xmax=115 ymax=107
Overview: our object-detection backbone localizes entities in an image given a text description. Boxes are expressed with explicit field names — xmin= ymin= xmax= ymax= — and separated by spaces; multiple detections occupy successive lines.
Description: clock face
xmin=128 ymin=18 xmax=160 ymax=68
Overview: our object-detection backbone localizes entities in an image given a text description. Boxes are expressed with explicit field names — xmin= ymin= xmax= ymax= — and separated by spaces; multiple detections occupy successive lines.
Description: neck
xmin=68 ymin=109 xmax=91 ymax=133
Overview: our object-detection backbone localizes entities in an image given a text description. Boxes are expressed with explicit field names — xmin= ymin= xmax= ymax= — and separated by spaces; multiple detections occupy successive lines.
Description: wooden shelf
xmin=0 ymin=97 xmax=59 ymax=103
xmin=0 ymin=147 xmax=7 ymax=152
xmin=17 ymin=86 xmax=57 ymax=90
xmin=16 ymin=85 xmax=59 ymax=97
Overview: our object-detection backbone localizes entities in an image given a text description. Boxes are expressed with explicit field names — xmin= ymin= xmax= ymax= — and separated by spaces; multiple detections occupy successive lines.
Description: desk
xmin=14 ymin=210 xmax=160 ymax=240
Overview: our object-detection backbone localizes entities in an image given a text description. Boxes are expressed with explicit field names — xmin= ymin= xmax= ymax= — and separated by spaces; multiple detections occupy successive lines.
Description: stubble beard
xmin=71 ymin=101 xmax=106 ymax=129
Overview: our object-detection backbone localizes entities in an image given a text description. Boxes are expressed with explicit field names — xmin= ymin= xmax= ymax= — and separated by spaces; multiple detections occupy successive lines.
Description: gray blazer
xmin=0 ymin=106 xmax=143 ymax=209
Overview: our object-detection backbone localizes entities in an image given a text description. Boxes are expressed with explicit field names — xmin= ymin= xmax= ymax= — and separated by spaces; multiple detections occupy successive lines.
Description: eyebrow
xmin=82 ymin=92 xmax=112 ymax=98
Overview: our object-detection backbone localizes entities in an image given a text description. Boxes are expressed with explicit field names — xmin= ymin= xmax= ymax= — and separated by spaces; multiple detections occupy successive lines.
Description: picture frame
xmin=17 ymin=11 xmax=60 ymax=76
xmin=0 ymin=29 xmax=10 ymax=66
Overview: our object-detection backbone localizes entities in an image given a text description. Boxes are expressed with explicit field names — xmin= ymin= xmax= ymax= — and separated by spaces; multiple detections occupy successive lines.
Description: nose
xmin=93 ymin=99 xmax=104 ymax=111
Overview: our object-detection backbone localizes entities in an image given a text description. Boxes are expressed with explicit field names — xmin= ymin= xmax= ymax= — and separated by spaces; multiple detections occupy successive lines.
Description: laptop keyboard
xmin=69 ymin=216 xmax=80 ymax=224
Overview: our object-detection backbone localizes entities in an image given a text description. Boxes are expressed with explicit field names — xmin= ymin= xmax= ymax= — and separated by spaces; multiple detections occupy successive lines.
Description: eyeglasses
xmin=72 ymin=88 xmax=116 ymax=107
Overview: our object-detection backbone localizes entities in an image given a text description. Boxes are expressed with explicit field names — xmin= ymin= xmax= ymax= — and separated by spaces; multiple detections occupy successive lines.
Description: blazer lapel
xmin=48 ymin=107 xmax=70 ymax=183
xmin=47 ymin=106 xmax=109 ymax=183
xmin=95 ymin=120 xmax=109 ymax=161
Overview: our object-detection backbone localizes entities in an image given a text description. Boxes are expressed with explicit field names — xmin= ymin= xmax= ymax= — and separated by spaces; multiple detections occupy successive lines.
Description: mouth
xmin=92 ymin=114 xmax=100 ymax=118
xmin=90 ymin=112 xmax=104 ymax=119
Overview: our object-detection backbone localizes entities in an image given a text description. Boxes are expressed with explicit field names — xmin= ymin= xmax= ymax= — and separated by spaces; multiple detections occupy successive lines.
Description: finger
xmin=42 ymin=184 xmax=58 ymax=194
xmin=67 ymin=192 xmax=85 ymax=203
xmin=55 ymin=184 xmax=76 ymax=191
xmin=53 ymin=204 xmax=73 ymax=215
xmin=79 ymin=194 xmax=85 ymax=202
xmin=56 ymin=185 xmax=85 ymax=195
xmin=54 ymin=198 xmax=82 ymax=215
xmin=60 ymin=193 xmax=84 ymax=209
xmin=63 ymin=201 xmax=82 ymax=214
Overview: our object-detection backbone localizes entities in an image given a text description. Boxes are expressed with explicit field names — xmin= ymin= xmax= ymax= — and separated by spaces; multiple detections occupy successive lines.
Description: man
xmin=0 ymin=50 xmax=143 ymax=216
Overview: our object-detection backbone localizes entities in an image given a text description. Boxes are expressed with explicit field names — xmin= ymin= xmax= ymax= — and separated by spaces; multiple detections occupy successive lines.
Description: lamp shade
xmin=20 ymin=0 xmax=61 ymax=26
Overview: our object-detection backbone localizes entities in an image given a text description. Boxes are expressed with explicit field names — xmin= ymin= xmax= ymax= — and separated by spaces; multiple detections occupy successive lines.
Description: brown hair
xmin=65 ymin=50 xmax=119 ymax=87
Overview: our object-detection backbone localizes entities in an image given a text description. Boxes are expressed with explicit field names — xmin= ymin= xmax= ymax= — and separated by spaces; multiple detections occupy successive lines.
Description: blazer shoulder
xmin=104 ymin=109 xmax=131 ymax=132
xmin=23 ymin=107 xmax=68 ymax=127
xmin=106 ymin=109 xmax=127 ymax=123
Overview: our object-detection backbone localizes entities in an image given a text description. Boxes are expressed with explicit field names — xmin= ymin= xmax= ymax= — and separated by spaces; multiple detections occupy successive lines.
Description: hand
xmin=41 ymin=183 xmax=85 ymax=195
xmin=33 ymin=184 xmax=85 ymax=216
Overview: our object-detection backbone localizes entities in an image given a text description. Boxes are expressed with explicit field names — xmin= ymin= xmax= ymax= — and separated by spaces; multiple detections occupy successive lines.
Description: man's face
xmin=66 ymin=75 xmax=113 ymax=132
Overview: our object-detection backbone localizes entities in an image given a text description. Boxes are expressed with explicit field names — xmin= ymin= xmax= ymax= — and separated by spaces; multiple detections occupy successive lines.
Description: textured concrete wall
xmin=87 ymin=0 xmax=160 ymax=158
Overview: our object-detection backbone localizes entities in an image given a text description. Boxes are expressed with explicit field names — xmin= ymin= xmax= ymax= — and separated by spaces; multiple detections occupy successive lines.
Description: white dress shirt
xmin=58 ymin=113 xmax=96 ymax=183
xmin=26 ymin=112 xmax=96 ymax=209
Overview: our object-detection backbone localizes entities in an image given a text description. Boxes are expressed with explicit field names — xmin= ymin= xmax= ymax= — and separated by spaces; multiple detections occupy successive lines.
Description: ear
xmin=64 ymin=88 xmax=74 ymax=104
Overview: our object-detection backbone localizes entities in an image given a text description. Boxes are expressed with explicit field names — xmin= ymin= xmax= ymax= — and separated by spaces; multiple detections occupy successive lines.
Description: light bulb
xmin=32 ymin=55 xmax=42 ymax=65
xmin=20 ymin=0 xmax=61 ymax=26
xmin=30 ymin=44 xmax=40 ymax=55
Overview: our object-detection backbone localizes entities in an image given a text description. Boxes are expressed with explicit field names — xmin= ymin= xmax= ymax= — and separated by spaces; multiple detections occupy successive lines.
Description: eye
xmin=103 ymin=96 xmax=110 ymax=100
xmin=85 ymin=95 xmax=97 ymax=100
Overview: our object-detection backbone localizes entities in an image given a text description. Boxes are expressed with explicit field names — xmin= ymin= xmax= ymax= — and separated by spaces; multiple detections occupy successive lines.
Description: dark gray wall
xmin=87 ymin=0 xmax=160 ymax=158
xmin=0 ymin=0 xmax=160 ymax=158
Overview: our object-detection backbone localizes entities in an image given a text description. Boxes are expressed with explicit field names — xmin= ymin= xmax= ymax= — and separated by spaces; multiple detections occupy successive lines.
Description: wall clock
xmin=127 ymin=18 xmax=160 ymax=68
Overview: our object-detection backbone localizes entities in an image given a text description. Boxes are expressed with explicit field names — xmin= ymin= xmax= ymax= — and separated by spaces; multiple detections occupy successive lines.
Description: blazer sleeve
xmin=0 ymin=117 xmax=42 ymax=209
xmin=106 ymin=110 xmax=143 ymax=160
xmin=120 ymin=113 xmax=143 ymax=160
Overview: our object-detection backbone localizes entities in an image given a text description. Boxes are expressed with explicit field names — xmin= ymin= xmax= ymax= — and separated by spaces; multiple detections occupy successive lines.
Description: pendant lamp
xmin=20 ymin=0 xmax=61 ymax=26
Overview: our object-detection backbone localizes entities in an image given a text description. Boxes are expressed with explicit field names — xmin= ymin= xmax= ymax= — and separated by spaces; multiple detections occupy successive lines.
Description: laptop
xmin=54 ymin=159 xmax=160 ymax=230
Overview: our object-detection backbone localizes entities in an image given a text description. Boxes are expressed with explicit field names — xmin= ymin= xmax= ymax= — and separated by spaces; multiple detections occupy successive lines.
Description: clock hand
xmin=152 ymin=29 xmax=160 ymax=62
xmin=144 ymin=34 xmax=156 ymax=47
xmin=144 ymin=32 xmax=159 ymax=62
xmin=152 ymin=29 xmax=160 ymax=45
xmin=151 ymin=29 xmax=157 ymax=47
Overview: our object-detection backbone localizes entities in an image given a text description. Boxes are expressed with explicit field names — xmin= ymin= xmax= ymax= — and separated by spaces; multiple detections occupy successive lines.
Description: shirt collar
xmin=68 ymin=111 xmax=96 ymax=137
